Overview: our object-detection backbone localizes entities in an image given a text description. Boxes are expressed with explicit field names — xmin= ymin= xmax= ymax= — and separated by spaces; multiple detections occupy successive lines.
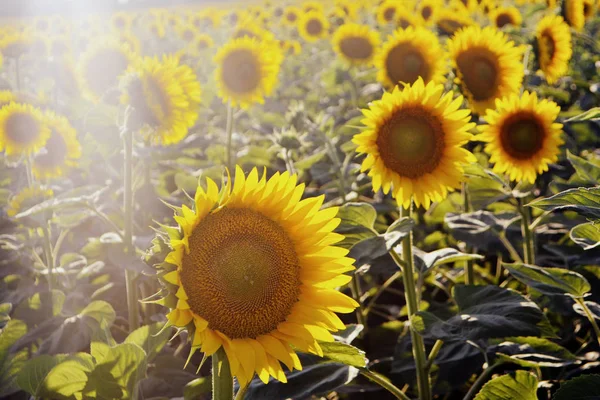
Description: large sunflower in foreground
xmin=120 ymin=55 xmax=201 ymax=146
xmin=0 ymin=102 xmax=50 ymax=156
xmin=332 ymin=24 xmax=380 ymax=66
xmin=32 ymin=112 xmax=81 ymax=180
xmin=535 ymin=15 xmax=572 ymax=84
xmin=153 ymin=167 xmax=357 ymax=387
xmin=479 ymin=91 xmax=563 ymax=183
xmin=214 ymin=37 xmax=281 ymax=109
xmin=376 ymin=26 xmax=446 ymax=89
xmin=7 ymin=187 xmax=54 ymax=217
xmin=448 ymin=26 xmax=524 ymax=115
xmin=564 ymin=0 xmax=585 ymax=30
xmin=353 ymin=78 xmax=476 ymax=209
xmin=298 ymin=11 xmax=329 ymax=42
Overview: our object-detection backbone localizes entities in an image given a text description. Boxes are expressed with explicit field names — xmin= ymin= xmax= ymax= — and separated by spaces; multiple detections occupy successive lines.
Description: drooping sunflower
xmin=564 ymin=0 xmax=585 ymax=30
xmin=332 ymin=24 xmax=380 ymax=66
xmin=7 ymin=186 xmax=54 ymax=217
xmin=376 ymin=26 xmax=447 ymax=89
xmin=282 ymin=6 xmax=301 ymax=25
xmin=436 ymin=10 xmax=475 ymax=35
xmin=214 ymin=37 xmax=281 ymax=109
xmin=478 ymin=91 xmax=563 ymax=183
xmin=490 ymin=6 xmax=522 ymax=28
xmin=353 ymin=78 xmax=476 ymax=209
xmin=0 ymin=102 xmax=50 ymax=157
xmin=32 ymin=112 xmax=81 ymax=180
xmin=448 ymin=26 xmax=524 ymax=115
xmin=535 ymin=15 xmax=572 ymax=84
xmin=298 ymin=11 xmax=329 ymax=42
xmin=120 ymin=55 xmax=201 ymax=146
xmin=153 ymin=166 xmax=357 ymax=387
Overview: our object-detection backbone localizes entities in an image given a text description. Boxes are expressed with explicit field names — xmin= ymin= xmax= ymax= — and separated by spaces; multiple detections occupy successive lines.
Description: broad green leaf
xmin=335 ymin=202 xmax=378 ymax=249
xmin=445 ymin=211 xmax=520 ymax=252
xmin=463 ymin=163 xmax=509 ymax=209
xmin=570 ymin=221 xmax=600 ymax=250
xmin=528 ymin=187 xmax=600 ymax=219
xmin=0 ymin=319 xmax=28 ymax=397
xmin=414 ymin=248 xmax=484 ymax=272
xmin=0 ymin=303 xmax=10 ymax=327
xmin=503 ymin=263 xmax=590 ymax=298
xmin=13 ymin=290 xmax=65 ymax=326
xmin=183 ymin=377 xmax=211 ymax=400
xmin=319 ymin=342 xmax=367 ymax=368
xmin=40 ymin=353 xmax=95 ymax=400
xmin=474 ymin=370 xmax=538 ymax=400
xmin=565 ymin=107 xmax=600 ymax=122
xmin=348 ymin=217 xmax=413 ymax=267
xmin=567 ymin=150 xmax=600 ymax=184
xmin=125 ymin=322 xmax=170 ymax=362
xmin=494 ymin=337 xmax=577 ymax=368
xmin=79 ymin=300 xmax=116 ymax=326
xmin=553 ymin=374 xmax=600 ymax=400
xmin=17 ymin=354 xmax=66 ymax=396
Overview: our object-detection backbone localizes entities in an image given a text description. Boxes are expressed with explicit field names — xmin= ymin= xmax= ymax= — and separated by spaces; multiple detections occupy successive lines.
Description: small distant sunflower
xmin=448 ymin=26 xmax=524 ymax=115
xmin=480 ymin=0 xmax=497 ymax=15
xmin=32 ymin=112 xmax=81 ymax=180
xmin=120 ymin=55 xmax=202 ymax=146
xmin=0 ymin=102 xmax=50 ymax=156
xmin=395 ymin=8 xmax=421 ymax=29
xmin=436 ymin=11 xmax=474 ymax=35
xmin=153 ymin=166 xmax=357 ymax=387
xmin=0 ymin=30 xmax=34 ymax=59
xmin=564 ymin=0 xmax=585 ymax=30
xmin=535 ymin=15 xmax=572 ymax=84
xmin=298 ymin=11 xmax=329 ymax=42
xmin=215 ymin=37 xmax=281 ymax=109
xmin=150 ymin=21 xmax=166 ymax=39
xmin=328 ymin=8 xmax=348 ymax=29
xmin=418 ymin=0 xmax=440 ymax=25
xmin=479 ymin=91 xmax=563 ymax=183
xmin=282 ymin=6 xmax=301 ymax=25
xmin=279 ymin=40 xmax=302 ymax=56
xmin=455 ymin=0 xmax=478 ymax=12
xmin=376 ymin=26 xmax=447 ymax=89
xmin=110 ymin=12 xmax=133 ymax=32
xmin=490 ymin=7 xmax=522 ymax=28
xmin=332 ymin=24 xmax=380 ymax=66
xmin=377 ymin=1 xmax=400 ymax=25
xmin=302 ymin=1 xmax=324 ymax=13
xmin=193 ymin=34 xmax=214 ymax=51
xmin=7 ymin=187 xmax=54 ymax=217
xmin=177 ymin=23 xmax=197 ymax=43
xmin=192 ymin=9 xmax=221 ymax=30
xmin=353 ymin=78 xmax=476 ymax=209
xmin=232 ymin=20 xmax=275 ymax=42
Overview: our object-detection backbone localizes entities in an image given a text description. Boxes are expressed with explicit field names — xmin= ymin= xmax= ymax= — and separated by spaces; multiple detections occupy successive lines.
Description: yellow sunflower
xmin=279 ymin=40 xmax=302 ymax=56
xmin=0 ymin=30 xmax=34 ymax=59
xmin=376 ymin=26 xmax=447 ymax=89
xmin=478 ymin=91 xmax=563 ymax=183
xmin=154 ymin=166 xmax=357 ymax=387
xmin=282 ymin=6 xmax=301 ymax=25
xmin=564 ymin=0 xmax=585 ymax=30
xmin=0 ymin=102 xmax=50 ymax=157
xmin=490 ymin=7 xmax=522 ymax=28
xmin=0 ymin=91 xmax=14 ymax=108
xmin=302 ymin=1 xmax=324 ymax=13
xmin=535 ymin=15 xmax=572 ymax=84
xmin=417 ymin=0 xmax=441 ymax=25
xmin=193 ymin=34 xmax=214 ymax=51
xmin=32 ymin=112 xmax=81 ymax=180
xmin=328 ymin=8 xmax=348 ymax=30
xmin=120 ymin=55 xmax=201 ymax=146
xmin=448 ymin=26 xmax=524 ymax=115
xmin=110 ymin=12 xmax=133 ymax=32
xmin=395 ymin=8 xmax=421 ymax=29
xmin=7 ymin=186 xmax=54 ymax=217
xmin=215 ymin=38 xmax=281 ymax=109
xmin=583 ymin=0 xmax=596 ymax=19
xmin=376 ymin=1 xmax=401 ymax=25
xmin=150 ymin=21 xmax=167 ymax=39
xmin=191 ymin=8 xmax=221 ymax=30
xmin=232 ymin=20 xmax=275 ymax=42
xmin=436 ymin=10 xmax=475 ymax=35
xmin=298 ymin=11 xmax=329 ymax=42
xmin=332 ymin=24 xmax=380 ymax=66
xmin=352 ymin=78 xmax=476 ymax=209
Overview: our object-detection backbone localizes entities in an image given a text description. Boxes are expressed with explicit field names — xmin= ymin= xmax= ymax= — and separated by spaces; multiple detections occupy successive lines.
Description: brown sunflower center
xmin=286 ymin=12 xmax=297 ymax=22
xmin=5 ymin=112 xmax=40 ymax=145
xmin=383 ymin=7 xmax=396 ymax=21
xmin=84 ymin=48 xmax=129 ymax=99
xmin=198 ymin=39 xmax=209 ymax=49
xmin=376 ymin=106 xmax=445 ymax=178
xmin=339 ymin=36 xmax=373 ymax=60
xmin=398 ymin=18 xmax=412 ymax=29
xmin=539 ymin=30 xmax=556 ymax=67
xmin=234 ymin=29 xmax=257 ymax=39
xmin=180 ymin=207 xmax=301 ymax=339
xmin=34 ymin=129 xmax=67 ymax=168
xmin=386 ymin=43 xmax=430 ymax=86
xmin=182 ymin=30 xmax=194 ymax=41
xmin=496 ymin=13 xmax=514 ymax=28
xmin=456 ymin=47 xmax=498 ymax=102
xmin=500 ymin=112 xmax=545 ymax=159
xmin=438 ymin=19 xmax=465 ymax=35
xmin=221 ymin=49 xmax=261 ymax=94
xmin=583 ymin=2 xmax=593 ymax=17
xmin=127 ymin=75 xmax=169 ymax=127
xmin=306 ymin=18 xmax=323 ymax=36
xmin=421 ymin=6 xmax=432 ymax=20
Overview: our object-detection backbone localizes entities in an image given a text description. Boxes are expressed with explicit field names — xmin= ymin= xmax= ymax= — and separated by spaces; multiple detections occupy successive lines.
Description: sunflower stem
xmin=576 ymin=298 xmax=600 ymax=347
xmin=41 ymin=222 xmax=54 ymax=295
xmin=15 ymin=56 xmax=21 ymax=91
xmin=225 ymin=102 xmax=235 ymax=172
xmin=359 ymin=369 xmax=411 ymax=400
xmin=517 ymin=198 xmax=535 ymax=265
xmin=425 ymin=339 xmax=444 ymax=371
xmin=25 ymin=155 xmax=34 ymax=188
xmin=123 ymin=125 xmax=139 ymax=331
xmin=462 ymin=182 xmax=475 ymax=284
xmin=212 ymin=348 xmax=234 ymax=400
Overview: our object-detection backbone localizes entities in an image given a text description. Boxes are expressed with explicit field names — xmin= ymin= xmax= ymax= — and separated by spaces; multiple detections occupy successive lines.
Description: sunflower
xmin=478 ymin=91 xmax=563 ymax=183
xmin=417 ymin=0 xmax=441 ymax=25
xmin=232 ymin=20 xmax=275 ymax=42
xmin=282 ymin=6 xmax=301 ymax=25
xmin=0 ymin=102 xmax=50 ymax=157
xmin=110 ymin=12 xmax=133 ymax=32
xmin=448 ymin=26 xmax=524 ymax=115
xmin=279 ymin=40 xmax=302 ymax=56
xmin=32 ymin=112 xmax=81 ymax=180
xmin=78 ymin=39 xmax=135 ymax=103
xmin=0 ymin=30 xmax=34 ymax=59
xmin=298 ymin=11 xmax=329 ymax=42
xmin=376 ymin=1 xmax=401 ymax=25
xmin=191 ymin=8 xmax=221 ymax=30
xmin=436 ymin=10 xmax=474 ymax=35
xmin=490 ymin=7 xmax=522 ymax=28
xmin=149 ymin=20 xmax=166 ymax=39
xmin=395 ymin=8 xmax=421 ymax=29
xmin=353 ymin=78 xmax=475 ymax=209
xmin=535 ymin=15 xmax=572 ymax=84
xmin=376 ymin=26 xmax=447 ymax=89
xmin=120 ymin=55 xmax=201 ymax=146
xmin=177 ymin=23 xmax=197 ymax=43
xmin=479 ymin=0 xmax=497 ymax=15
xmin=153 ymin=166 xmax=357 ymax=387
xmin=583 ymin=0 xmax=596 ymax=19
xmin=193 ymin=34 xmax=214 ymax=51
xmin=0 ymin=91 xmax=14 ymax=108
xmin=564 ymin=0 xmax=585 ymax=30
xmin=328 ymin=8 xmax=348 ymax=29
xmin=332 ymin=24 xmax=380 ymax=66
xmin=302 ymin=1 xmax=324 ymax=13
xmin=6 ymin=187 xmax=54 ymax=217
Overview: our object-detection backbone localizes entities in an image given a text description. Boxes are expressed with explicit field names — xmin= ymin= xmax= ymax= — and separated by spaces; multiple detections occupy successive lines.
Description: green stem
xmin=576 ymin=298 xmax=600 ymax=347
xmin=425 ymin=340 xmax=444 ymax=371
xmin=462 ymin=182 xmax=475 ymax=285
xmin=463 ymin=363 xmax=502 ymax=400
xmin=225 ymin=103 xmax=234 ymax=172
xmin=360 ymin=369 xmax=411 ymax=400
xmin=518 ymin=199 xmax=535 ymax=265
xmin=123 ymin=127 xmax=139 ymax=331
xmin=212 ymin=348 xmax=234 ymax=400
xmin=41 ymin=223 xmax=54 ymax=293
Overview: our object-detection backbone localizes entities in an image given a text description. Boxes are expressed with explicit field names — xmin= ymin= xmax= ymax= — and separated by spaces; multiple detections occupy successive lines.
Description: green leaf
xmin=13 ymin=290 xmax=65 ymax=326
xmin=570 ymin=221 xmax=600 ymax=250
xmin=463 ymin=163 xmax=510 ymax=209
xmin=503 ymin=262 xmax=590 ymax=298
xmin=0 ymin=319 xmax=28 ymax=397
xmin=474 ymin=370 xmax=538 ymax=400
xmin=335 ymin=202 xmax=378 ymax=249
xmin=553 ymin=374 xmax=600 ymax=400
xmin=79 ymin=300 xmax=116 ymax=326
xmin=183 ymin=377 xmax=211 ymax=400
xmin=17 ymin=354 xmax=65 ymax=396
xmin=567 ymin=150 xmax=600 ymax=184
xmin=494 ymin=337 xmax=577 ymax=368
xmin=125 ymin=322 xmax=170 ymax=363
xmin=528 ymin=187 xmax=600 ymax=219
xmin=40 ymin=353 xmax=95 ymax=400
xmin=348 ymin=217 xmax=413 ymax=267
xmin=565 ymin=107 xmax=600 ymax=122
xmin=319 ymin=341 xmax=367 ymax=368
xmin=414 ymin=248 xmax=484 ymax=272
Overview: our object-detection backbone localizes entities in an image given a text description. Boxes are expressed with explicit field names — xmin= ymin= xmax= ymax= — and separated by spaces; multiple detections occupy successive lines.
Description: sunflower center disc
xmin=398 ymin=18 xmax=412 ymax=29
xmin=386 ymin=45 xmax=430 ymax=86
xmin=383 ymin=7 xmax=395 ymax=21
xmin=222 ymin=49 xmax=260 ymax=93
xmin=180 ymin=207 xmax=301 ymax=339
xmin=377 ymin=108 xmax=445 ymax=178
xmin=500 ymin=112 xmax=545 ymax=159
xmin=456 ymin=48 xmax=498 ymax=102
xmin=5 ymin=112 xmax=40 ymax=144
xmin=340 ymin=37 xmax=373 ymax=60
xmin=421 ymin=6 xmax=432 ymax=20
xmin=34 ymin=130 xmax=67 ymax=167
xmin=306 ymin=19 xmax=323 ymax=36
xmin=539 ymin=31 xmax=555 ymax=67
xmin=496 ymin=13 xmax=513 ymax=28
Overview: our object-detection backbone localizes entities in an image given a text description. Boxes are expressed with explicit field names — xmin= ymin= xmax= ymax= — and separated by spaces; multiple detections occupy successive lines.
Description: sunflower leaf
xmin=570 ymin=221 xmax=600 ymax=250
xmin=528 ymin=187 xmax=600 ymax=219
xmin=565 ymin=107 xmax=600 ymax=122
xmin=474 ymin=371 xmax=538 ymax=400
xmin=502 ymin=262 xmax=590 ymax=298
xmin=319 ymin=341 xmax=367 ymax=368
xmin=552 ymin=374 xmax=600 ymax=400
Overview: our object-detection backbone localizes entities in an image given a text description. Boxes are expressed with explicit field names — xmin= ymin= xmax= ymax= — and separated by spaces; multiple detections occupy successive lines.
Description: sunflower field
xmin=1 ymin=0 xmax=600 ymax=398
